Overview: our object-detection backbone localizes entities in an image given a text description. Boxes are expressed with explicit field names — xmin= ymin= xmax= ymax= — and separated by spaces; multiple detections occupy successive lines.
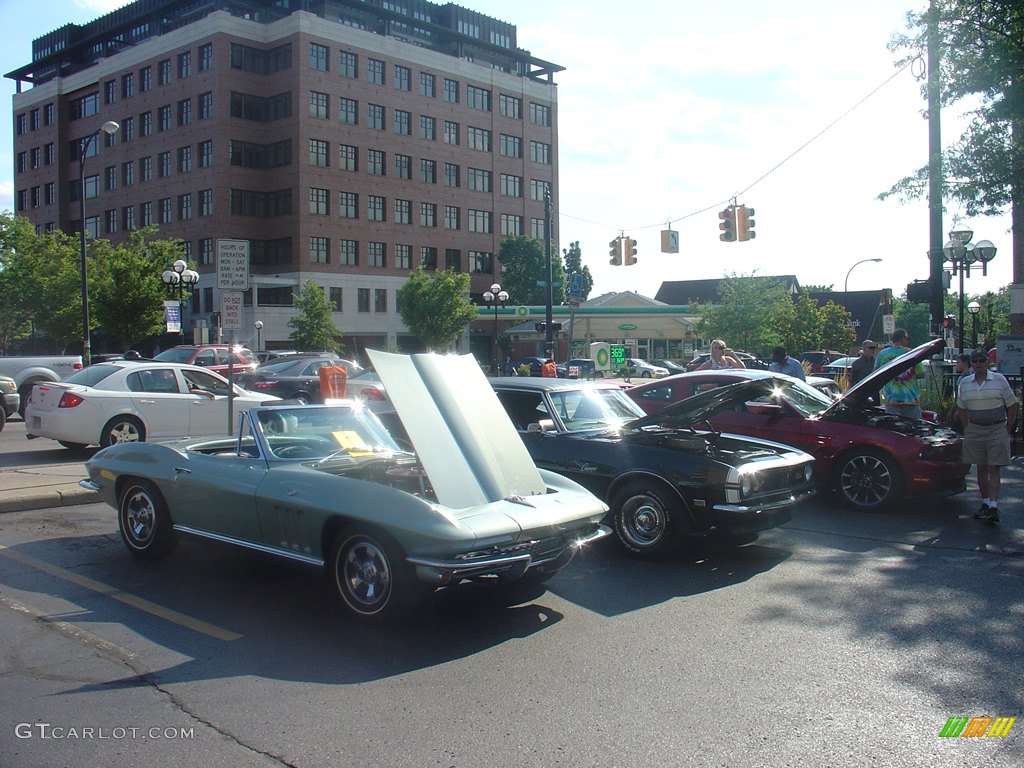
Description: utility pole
xmin=926 ymin=2 xmax=946 ymax=336
xmin=543 ymin=189 xmax=554 ymax=359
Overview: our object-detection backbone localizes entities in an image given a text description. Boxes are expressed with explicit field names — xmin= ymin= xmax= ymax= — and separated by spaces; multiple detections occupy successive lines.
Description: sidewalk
xmin=0 ymin=462 xmax=98 ymax=513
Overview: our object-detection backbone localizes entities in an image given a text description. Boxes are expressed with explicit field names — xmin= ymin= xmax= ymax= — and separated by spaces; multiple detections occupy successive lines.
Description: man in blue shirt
xmin=768 ymin=346 xmax=805 ymax=380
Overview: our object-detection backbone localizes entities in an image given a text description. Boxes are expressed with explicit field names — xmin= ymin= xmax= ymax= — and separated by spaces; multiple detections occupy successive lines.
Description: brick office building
xmin=7 ymin=0 xmax=562 ymax=356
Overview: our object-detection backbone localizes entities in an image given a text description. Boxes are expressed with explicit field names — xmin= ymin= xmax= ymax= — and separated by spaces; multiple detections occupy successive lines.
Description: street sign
xmin=568 ymin=273 xmax=583 ymax=309
xmin=221 ymin=291 xmax=243 ymax=331
xmin=217 ymin=239 xmax=250 ymax=291
xmin=883 ymin=314 xmax=895 ymax=335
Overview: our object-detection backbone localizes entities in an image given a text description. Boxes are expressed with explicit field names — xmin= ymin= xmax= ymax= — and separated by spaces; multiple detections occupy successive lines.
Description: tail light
xmin=361 ymin=387 xmax=385 ymax=401
xmin=58 ymin=392 xmax=84 ymax=408
xmin=252 ymin=380 xmax=278 ymax=390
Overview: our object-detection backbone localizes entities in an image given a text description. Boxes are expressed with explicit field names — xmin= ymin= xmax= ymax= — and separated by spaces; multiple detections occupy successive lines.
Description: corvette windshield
xmin=256 ymin=405 xmax=402 ymax=460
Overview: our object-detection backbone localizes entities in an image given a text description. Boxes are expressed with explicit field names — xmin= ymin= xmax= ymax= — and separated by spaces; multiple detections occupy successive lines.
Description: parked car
xmin=25 ymin=361 xmax=278 ymax=449
xmin=556 ymin=358 xmax=598 ymax=378
xmin=0 ymin=354 xmax=84 ymax=417
xmin=626 ymin=339 xmax=967 ymax=511
xmin=648 ymin=359 xmax=687 ymax=375
xmin=798 ymin=350 xmax=846 ymax=374
xmin=153 ymin=344 xmax=258 ymax=377
xmin=347 ymin=368 xmax=389 ymax=403
xmin=80 ymin=352 xmax=610 ymax=624
xmin=255 ymin=350 xmax=342 ymax=364
xmin=236 ymin=356 xmax=363 ymax=404
xmin=623 ymin=359 xmax=669 ymax=378
xmin=821 ymin=356 xmax=858 ymax=380
xmin=489 ymin=377 xmax=816 ymax=557
xmin=627 ymin=370 xmax=843 ymax=412
xmin=0 ymin=374 xmax=20 ymax=431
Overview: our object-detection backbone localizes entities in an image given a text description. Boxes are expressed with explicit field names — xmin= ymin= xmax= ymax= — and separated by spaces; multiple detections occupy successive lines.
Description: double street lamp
xmin=161 ymin=259 xmax=200 ymax=343
xmin=482 ymin=282 xmax=508 ymax=376
xmin=943 ymin=228 xmax=997 ymax=353
xmin=78 ymin=120 xmax=120 ymax=365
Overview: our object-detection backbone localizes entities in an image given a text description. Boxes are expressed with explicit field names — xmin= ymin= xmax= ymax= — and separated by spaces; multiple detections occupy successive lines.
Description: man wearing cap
xmin=768 ymin=345 xmax=805 ymax=380
xmin=957 ymin=349 xmax=1018 ymax=523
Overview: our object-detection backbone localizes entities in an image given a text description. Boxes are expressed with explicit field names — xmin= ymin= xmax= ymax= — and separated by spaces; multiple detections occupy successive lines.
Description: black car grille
xmin=753 ymin=464 xmax=813 ymax=497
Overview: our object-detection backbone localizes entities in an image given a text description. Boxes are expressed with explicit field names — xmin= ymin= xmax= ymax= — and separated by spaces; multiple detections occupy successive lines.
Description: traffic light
xmin=718 ymin=206 xmax=736 ymax=242
xmin=609 ymin=237 xmax=623 ymax=266
xmin=623 ymin=238 xmax=638 ymax=266
xmin=737 ymin=205 xmax=756 ymax=241
xmin=942 ymin=315 xmax=956 ymax=331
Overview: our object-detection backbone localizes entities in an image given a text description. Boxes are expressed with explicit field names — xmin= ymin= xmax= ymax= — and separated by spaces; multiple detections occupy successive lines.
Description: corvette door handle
xmin=172 ymin=467 xmax=192 ymax=475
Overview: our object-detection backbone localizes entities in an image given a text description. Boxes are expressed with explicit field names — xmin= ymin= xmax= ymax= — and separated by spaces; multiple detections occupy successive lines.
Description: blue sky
xmin=1 ymin=0 xmax=1014 ymax=301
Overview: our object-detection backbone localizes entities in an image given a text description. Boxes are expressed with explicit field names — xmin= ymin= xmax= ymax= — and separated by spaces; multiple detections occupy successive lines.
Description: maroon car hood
xmin=825 ymin=337 xmax=944 ymax=414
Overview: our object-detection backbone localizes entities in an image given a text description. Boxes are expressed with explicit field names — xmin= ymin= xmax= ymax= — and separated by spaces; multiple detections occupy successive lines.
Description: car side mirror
xmin=527 ymin=419 xmax=556 ymax=433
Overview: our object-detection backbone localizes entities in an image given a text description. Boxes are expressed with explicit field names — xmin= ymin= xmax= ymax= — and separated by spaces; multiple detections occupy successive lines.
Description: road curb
xmin=0 ymin=485 xmax=98 ymax=514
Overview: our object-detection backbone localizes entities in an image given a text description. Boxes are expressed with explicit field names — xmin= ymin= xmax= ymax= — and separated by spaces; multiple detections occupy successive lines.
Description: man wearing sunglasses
xmin=956 ymin=349 xmax=1018 ymax=522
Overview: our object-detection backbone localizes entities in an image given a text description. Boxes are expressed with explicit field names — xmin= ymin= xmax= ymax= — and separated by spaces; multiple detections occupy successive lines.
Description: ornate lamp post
xmin=967 ymin=301 xmax=981 ymax=349
xmin=844 ymin=258 xmax=883 ymax=292
xmin=482 ymin=282 xmax=508 ymax=375
xmin=78 ymin=120 xmax=120 ymax=366
xmin=161 ymin=259 xmax=200 ymax=344
xmin=943 ymin=228 xmax=997 ymax=353
xmin=254 ymin=320 xmax=264 ymax=352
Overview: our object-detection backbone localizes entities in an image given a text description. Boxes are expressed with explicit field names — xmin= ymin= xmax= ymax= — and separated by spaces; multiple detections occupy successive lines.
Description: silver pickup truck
xmin=0 ymin=355 xmax=83 ymax=417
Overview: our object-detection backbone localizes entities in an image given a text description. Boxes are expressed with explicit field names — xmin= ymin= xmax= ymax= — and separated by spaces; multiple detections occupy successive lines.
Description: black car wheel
xmin=612 ymin=483 xmax=683 ymax=558
xmin=118 ymin=479 xmax=178 ymax=559
xmin=101 ymin=415 xmax=145 ymax=447
xmin=834 ymin=449 xmax=903 ymax=511
xmin=329 ymin=528 xmax=420 ymax=623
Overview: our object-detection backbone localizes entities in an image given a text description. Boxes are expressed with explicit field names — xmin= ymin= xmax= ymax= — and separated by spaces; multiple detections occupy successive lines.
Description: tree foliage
xmin=561 ymin=240 xmax=593 ymax=301
xmin=881 ymin=1 xmax=1024 ymax=217
xmin=396 ymin=267 xmax=477 ymax=351
xmin=497 ymin=236 xmax=565 ymax=305
xmin=288 ymin=280 xmax=342 ymax=353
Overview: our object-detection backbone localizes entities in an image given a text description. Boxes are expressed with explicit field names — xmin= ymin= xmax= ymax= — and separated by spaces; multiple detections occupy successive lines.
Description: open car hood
xmin=630 ymin=380 xmax=771 ymax=429
xmin=369 ymin=350 xmax=546 ymax=509
xmin=826 ymin=337 xmax=944 ymax=413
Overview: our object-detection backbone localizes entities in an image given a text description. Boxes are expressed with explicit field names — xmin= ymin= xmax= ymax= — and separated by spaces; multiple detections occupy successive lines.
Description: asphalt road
xmin=1 ymin=459 xmax=1022 ymax=766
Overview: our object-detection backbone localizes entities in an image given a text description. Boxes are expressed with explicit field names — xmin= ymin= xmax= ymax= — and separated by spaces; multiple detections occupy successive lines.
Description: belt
xmin=968 ymin=418 xmax=1006 ymax=426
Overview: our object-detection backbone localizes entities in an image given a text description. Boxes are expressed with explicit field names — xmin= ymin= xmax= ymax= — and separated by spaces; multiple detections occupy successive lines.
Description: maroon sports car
xmin=625 ymin=338 xmax=966 ymax=511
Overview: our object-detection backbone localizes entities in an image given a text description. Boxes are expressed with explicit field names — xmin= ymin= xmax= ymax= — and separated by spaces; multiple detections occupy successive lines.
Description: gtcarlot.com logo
xmin=15 ymin=723 xmax=195 ymax=740
xmin=940 ymin=716 xmax=1016 ymax=738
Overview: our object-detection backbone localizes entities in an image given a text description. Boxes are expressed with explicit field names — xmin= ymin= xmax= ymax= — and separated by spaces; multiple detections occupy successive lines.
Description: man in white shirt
xmin=957 ymin=350 xmax=1018 ymax=523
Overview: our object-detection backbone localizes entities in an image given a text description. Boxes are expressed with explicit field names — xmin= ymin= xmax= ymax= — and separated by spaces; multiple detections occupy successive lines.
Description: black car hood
xmin=825 ymin=337 xmax=944 ymax=414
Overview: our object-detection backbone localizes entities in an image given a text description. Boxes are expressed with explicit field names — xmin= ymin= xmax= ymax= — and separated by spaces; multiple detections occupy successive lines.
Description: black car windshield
xmin=548 ymin=387 xmax=645 ymax=432
xmin=63 ymin=364 xmax=121 ymax=387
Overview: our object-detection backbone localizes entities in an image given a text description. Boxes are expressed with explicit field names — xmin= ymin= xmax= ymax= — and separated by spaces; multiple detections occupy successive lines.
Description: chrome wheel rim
xmin=123 ymin=489 xmax=155 ymax=547
xmin=109 ymin=421 xmax=140 ymax=444
xmin=839 ymin=454 xmax=892 ymax=507
xmin=338 ymin=537 xmax=392 ymax=614
xmin=618 ymin=495 xmax=666 ymax=549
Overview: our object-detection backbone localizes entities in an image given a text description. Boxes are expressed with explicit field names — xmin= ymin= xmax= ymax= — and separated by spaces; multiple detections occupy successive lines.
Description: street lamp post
xmin=482 ymin=283 xmax=508 ymax=376
xmin=254 ymin=320 xmax=264 ymax=352
xmin=943 ymin=228 xmax=997 ymax=353
xmin=78 ymin=120 xmax=120 ymax=366
xmin=844 ymin=258 xmax=883 ymax=292
xmin=161 ymin=259 xmax=200 ymax=344
xmin=967 ymin=301 xmax=981 ymax=349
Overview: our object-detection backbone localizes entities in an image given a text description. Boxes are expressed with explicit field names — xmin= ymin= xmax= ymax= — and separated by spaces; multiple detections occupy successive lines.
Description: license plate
xmin=31 ymin=416 xmax=41 ymax=430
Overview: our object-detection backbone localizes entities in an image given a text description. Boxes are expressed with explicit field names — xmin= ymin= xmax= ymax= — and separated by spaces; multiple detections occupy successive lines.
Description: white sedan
xmin=26 ymin=361 xmax=278 ymax=449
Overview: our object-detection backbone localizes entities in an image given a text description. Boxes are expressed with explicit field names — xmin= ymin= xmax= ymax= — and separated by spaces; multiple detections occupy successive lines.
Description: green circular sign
xmin=596 ymin=347 xmax=610 ymax=367
xmin=618 ymin=323 xmax=638 ymax=331
xmin=516 ymin=305 xmax=529 ymax=317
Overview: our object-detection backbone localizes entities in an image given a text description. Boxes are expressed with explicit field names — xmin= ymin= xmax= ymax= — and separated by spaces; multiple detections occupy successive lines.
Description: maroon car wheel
xmin=834 ymin=449 xmax=902 ymax=511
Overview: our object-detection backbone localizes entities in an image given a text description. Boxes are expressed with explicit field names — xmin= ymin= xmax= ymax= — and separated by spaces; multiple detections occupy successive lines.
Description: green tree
xmin=818 ymin=301 xmax=858 ymax=353
xmin=397 ymin=266 xmax=477 ymax=351
xmin=497 ymin=236 xmax=565 ymax=305
xmin=698 ymin=274 xmax=795 ymax=356
xmin=562 ymin=241 xmax=593 ymax=301
xmin=0 ymin=214 xmax=35 ymax=350
xmin=787 ymin=293 xmax=826 ymax=353
xmin=91 ymin=228 xmax=186 ymax=348
xmin=288 ymin=279 xmax=342 ymax=352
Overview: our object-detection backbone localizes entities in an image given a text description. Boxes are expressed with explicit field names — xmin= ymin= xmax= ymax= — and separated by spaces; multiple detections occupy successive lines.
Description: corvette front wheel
xmin=329 ymin=528 xmax=421 ymax=624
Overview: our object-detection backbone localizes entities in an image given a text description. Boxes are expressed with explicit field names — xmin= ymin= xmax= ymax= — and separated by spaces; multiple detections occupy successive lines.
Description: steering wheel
xmin=274 ymin=444 xmax=317 ymax=459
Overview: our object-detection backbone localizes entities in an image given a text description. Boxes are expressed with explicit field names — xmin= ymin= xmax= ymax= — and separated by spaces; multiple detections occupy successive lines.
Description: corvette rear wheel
xmin=612 ymin=482 xmax=683 ymax=558
xmin=118 ymin=479 xmax=177 ymax=559
xmin=329 ymin=528 xmax=420 ymax=623
xmin=834 ymin=449 xmax=902 ymax=511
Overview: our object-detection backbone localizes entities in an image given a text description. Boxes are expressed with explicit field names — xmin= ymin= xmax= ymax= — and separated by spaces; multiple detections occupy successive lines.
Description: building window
xmin=340 ymin=51 xmax=357 ymax=78
xmin=419 ymin=72 xmax=435 ymax=97
xmin=339 ymin=239 xmax=358 ymax=265
xmin=140 ymin=201 xmax=153 ymax=226
xmin=444 ymin=205 xmax=460 ymax=230
xmin=367 ymin=58 xmax=384 ymax=84
xmin=531 ymin=217 xmax=544 ymax=239
xmin=310 ymin=90 xmax=329 ymax=118
xmin=120 ymin=117 xmax=134 ymax=142
xmin=122 ymin=161 xmax=135 ymax=187
xmin=310 ymin=236 xmax=329 ymax=263
xmin=199 ymin=140 xmax=213 ymax=168
xmin=394 ymin=198 xmax=411 ymax=224
xmin=310 ymin=187 xmax=329 ymax=215
xmin=393 ymin=109 xmax=411 ymax=135
xmin=467 ymin=85 xmax=491 ymax=111
xmin=500 ymin=173 xmax=522 ymax=197
xmin=469 ymin=209 xmax=492 ymax=233
xmin=470 ymin=251 xmax=493 ymax=273
xmin=15 ymin=114 xmax=25 ymax=136
xmin=358 ymin=288 xmax=370 ymax=312
xmin=310 ymin=43 xmax=329 ymax=71
xmin=501 ymin=213 xmax=522 ymax=237
xmin=468 ymin=168 xmax=492 ymax=192
xmin=140 ymin=65 xmax=152 ymax=91
xmin=45 ymin=143 xmax=54 ymax=165
xmin=394 ymin=65 xmax=410 ymax=91
xmin=199 ymin=43 xmax=212 ymax=71
xmin=340 ymin=144 xmax=358 ymax=171
xmin=443 ymin=120 xmax=459 ymax=145
xmin=366 ymin=149 xmax=384 ymax=175
xmin=158 ymin=59 xmax=171 ymax=85
xmin=367 ymin=103 xmax=384 ymax=130
xmin=420 ymin=247 xmax=437 ymax=269
xmin=158 ymin=151 xmax=171 ymax=177
xmin=443 ymin=78 xmax=458 ymax=103
xmin=499 ymin=94 xmax=521 ymax=119
xmin=329 ymin=287 xmax=342 ymax=312
xmin=339 ymin=191 xmax=358 ymax=218
xmin=419 ymin=115 xmax=435 ymax=141
xmin=443 ymin=163 xmax=460 ymax=187
xmin=199 ymin=238 xmax=214 ymax=265
xmin=500 ymin=134 xmax=521 ymax=158
xmin=140 ymin=111 xmax=152 ymax=137
xmin=123 ymin=72 xmax=137 ymax=99
xmin=420 ymin=203 xmax=436 ymax=228
xmin=375 ymin=288 xmax=387 ymax=312
xmin=369 ymin=242 xmax=386 ymax=268
xmin=530 ymin=102 xmax=551 ymax=126
xmin=420 ymin=159 xmax=436 ymax=184
xmin=394 ymin=153 xmax=411 ymax=179
xmin=140 ymin=156 xmax=152 ymax=182
xmin=309 ymin=139 xmax=329 ymax=167
xmin=179 ymin=193 xmax=192 ymax=220
xmin=531 ymin=140 xmax=551 ymax=164
xmin=445 ymin=249 xmax=461 ymax=271
xmin=467 ymin=127 xmax=491 ymax=152
xmin=339 ymin=97 xmax=358 ymax=124
xmin=178 ymin=51 xmax=191 ymax=79
xmin=200 ymin=188 xmax=213 ymax=216
xmin=199 ymin=92 xmax=213 ymax=120
xmin=395 ymin=244 xmax=411 ymax=269
xmin=367 ymin=195 xmax=385 ymax=221
xmin=530 ymin=179 xmax=550 ymax=201
xmin=178 ymin=146 xmax=192 ymax=173
xmin=158 ymin=105 xmax=171 ymax=131
xmin=104 ymin=80 xmax=116 ymax=106
xmin=123 ymin=205 xmax=135 ymax=231
xmin=159 ymin=197 xmax=173 ymax=224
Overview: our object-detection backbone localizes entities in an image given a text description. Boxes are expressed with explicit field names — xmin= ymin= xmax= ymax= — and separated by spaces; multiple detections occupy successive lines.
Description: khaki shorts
xmin=962 ymin=422 xmax=1011 ymax=466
